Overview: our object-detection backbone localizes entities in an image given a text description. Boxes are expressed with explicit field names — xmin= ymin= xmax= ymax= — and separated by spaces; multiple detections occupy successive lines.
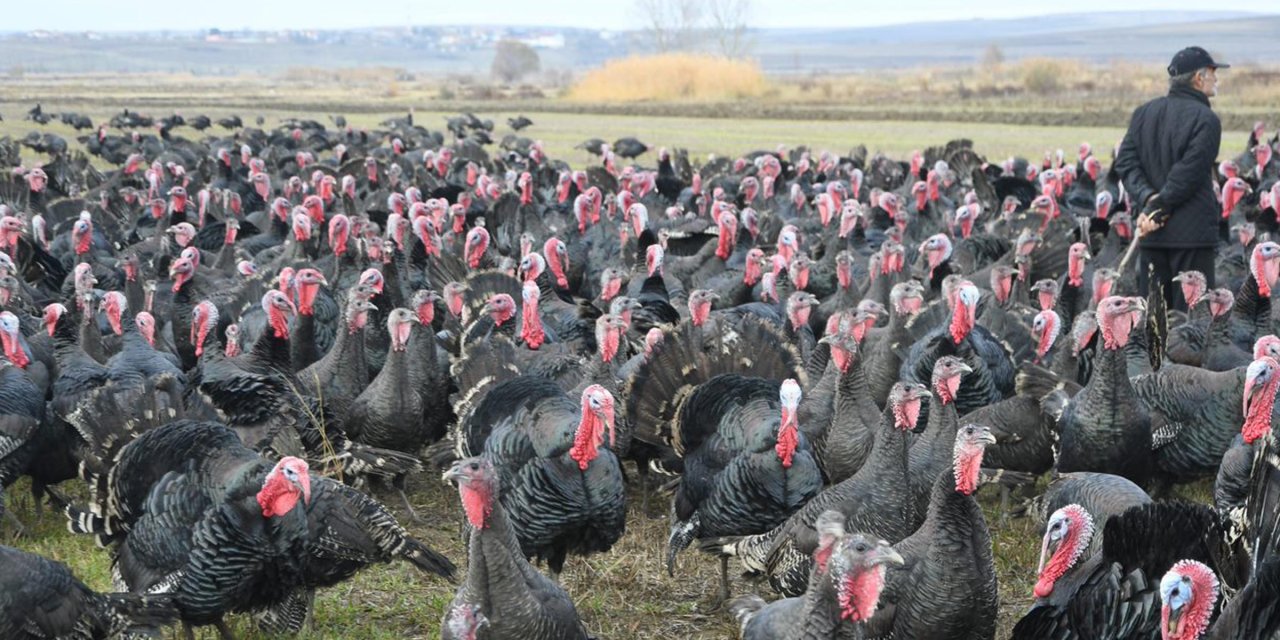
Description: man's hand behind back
xmin=1137 ymin=193 xmax=1167 ymax=236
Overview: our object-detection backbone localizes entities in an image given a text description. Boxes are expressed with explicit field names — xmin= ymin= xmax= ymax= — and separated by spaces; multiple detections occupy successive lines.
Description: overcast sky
xmin=6 ymin=0 xmax=1272 ymax=32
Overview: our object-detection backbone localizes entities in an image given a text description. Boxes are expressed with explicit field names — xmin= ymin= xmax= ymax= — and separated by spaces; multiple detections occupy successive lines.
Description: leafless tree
xmin=634 ymin=0 xmax=703 ymax=53
xmin=706 ymin=0 xmax=753 ymax=58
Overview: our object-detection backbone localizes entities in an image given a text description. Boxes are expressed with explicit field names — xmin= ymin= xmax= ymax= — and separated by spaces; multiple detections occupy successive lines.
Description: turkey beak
xmin=977 ymin=428 xmax=997 ymax=447
xmin=1166 ymin=601 xmax=1185 ymax=637
xmin=1036 ymin=536 xmax=1060 ymax=576
xmin=296 ymin=473 xmax=311 ymax=506
xmin=957 ymin=362 xmax=974 ymax=376
xmin=442 ymin=461 xmax=464 ymax=484
xmin=870 ymin=542 xmax=905 ymax=567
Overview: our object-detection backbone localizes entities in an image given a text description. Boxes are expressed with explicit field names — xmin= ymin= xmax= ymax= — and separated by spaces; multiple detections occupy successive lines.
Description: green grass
xmin=3 ymin=467 xmax=1217 ymax=639
xmin=2 ymin=102 xmax=1252 ymax=174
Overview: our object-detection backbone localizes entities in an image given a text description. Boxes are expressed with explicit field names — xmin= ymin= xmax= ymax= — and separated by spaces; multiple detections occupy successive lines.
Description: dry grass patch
xmin=566 ymin=54 xmax=768 ymax=103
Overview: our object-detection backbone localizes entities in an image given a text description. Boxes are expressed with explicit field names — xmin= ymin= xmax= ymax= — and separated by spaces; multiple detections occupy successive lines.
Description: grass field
xmin=0 ymin=76 xmax=1236 ymax=639
xmin=0 ymin=101 xmax=1257 ymax=173
xmin=4 ymin=466 xmax=1212 ymax=639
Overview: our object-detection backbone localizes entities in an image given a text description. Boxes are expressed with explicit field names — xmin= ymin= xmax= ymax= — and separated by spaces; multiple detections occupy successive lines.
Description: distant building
xmin=519 ymin=33 xmax=566 ymax=50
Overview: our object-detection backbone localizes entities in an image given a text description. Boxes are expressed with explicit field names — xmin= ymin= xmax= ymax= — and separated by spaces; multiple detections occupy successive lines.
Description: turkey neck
xmin=248 ymin=317 xmax=293 ymax=373
xmin=212 ymin=235 xmax=238 ymax=272
xmin=466 ymin=504 xmax=541 ymax=613
xmin=918 ymin=471 xmax=990 ymax=582
xmin=124 ymin=276 xmax=145 ymax=315
xmin=380 ymin=256 xmax=406 ymax=310
xmin=1207 ymin=310 xmax=1233 ymax=347
xmin=796 ymin=579 xmax=843 ymax=640
xmin=408 ymin=322 xmax=439 ymax=391
xmin=858 ymin=408 xmax=911 ymax=509
xmin=832 ymin=350 xmax=877 ymax=447
xmin=1236 ymin=274 xmax=1271 ymax=338
xmin=291 ymin=311 xmax=318 ymax=372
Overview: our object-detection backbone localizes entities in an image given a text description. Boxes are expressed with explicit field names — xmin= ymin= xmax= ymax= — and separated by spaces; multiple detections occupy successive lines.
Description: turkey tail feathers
xmin=626 ymin=316 xmax=805 ymax=453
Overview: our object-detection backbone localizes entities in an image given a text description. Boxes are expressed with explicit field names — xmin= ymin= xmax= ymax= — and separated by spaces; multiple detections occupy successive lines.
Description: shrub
xmin=565 ymin=53 xmax=767 ymax=102
xmin=1021 ymin=58 xmax=1065 ymax=95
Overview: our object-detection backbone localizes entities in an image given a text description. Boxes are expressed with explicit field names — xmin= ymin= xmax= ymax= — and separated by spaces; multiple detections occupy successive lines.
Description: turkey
xmin=457 ymin=378 xmax=625 ymax=579
xmin=1057 ymin=295 xmax=1153 ymax=484
xmin=344 ymin=307 xmax=428 ymax=518
xmin=664 ymin=377 xmax=822 ymax=605
xmin=707 ymin=382 xmax=930 ymax=597
xmin=729 ymin=511 xmax=904 ymax=640
xmin=443 ymin=457 xmax=591 ymax=640
xmin=0 ymin=544 xmax=178 ymax=639
xmin=1011 ymin=502 xmax=1232 ymax=639
xmin=864 ymin=423 xmax=999 ymax=640
xmin=116 ymin=447 xmax=313 ymax=637
xmin=64 ymin=385 xmax=455 ymax=635
xmin=901 ymin=281 xmax=1015 ymax=419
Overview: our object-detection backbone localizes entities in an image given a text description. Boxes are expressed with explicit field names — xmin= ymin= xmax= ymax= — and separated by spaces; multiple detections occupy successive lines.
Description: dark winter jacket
xmin=1114 ymin=84 xmax=1223 ymax=249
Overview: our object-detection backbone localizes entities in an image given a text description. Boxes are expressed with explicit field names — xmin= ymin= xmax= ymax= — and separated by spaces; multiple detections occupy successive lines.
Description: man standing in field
xmin=1114 ymin=46 xmax=1227 ymax=311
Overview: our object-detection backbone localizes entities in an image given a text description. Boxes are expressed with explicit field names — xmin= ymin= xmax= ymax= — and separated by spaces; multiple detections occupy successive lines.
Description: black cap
xmin=1168 ymin=46 xmax=1230 ymax=76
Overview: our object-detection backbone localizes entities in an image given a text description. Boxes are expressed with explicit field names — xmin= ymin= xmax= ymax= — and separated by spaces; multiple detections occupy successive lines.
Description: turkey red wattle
xmin=485 ymin=294 xmax=516 ymax=328
xmin=0 ymin=316 xmax=29 ymax=369
xmin=295 ymin=271 xmax=326 ymax=316
xmin=913 ymin=181 xmax=928 ymax=213
xmin=518 ymin=172 xmax=533 ymax=205
xmin=256 ymin=457 xmax=311 ymax=519
xmin=1242 ymin=357 xmax=1279 ymax=444
xmin=264 ymin=291 xmax=296 ymax=340
xmin=600 ymin=271 xmax=623 ymax=302
xmin=1255 ymin=335 xmax=1280 ymax=360
xmin=829 ymin=337 xmax=854 ymax=374
xmin=169 ymin=257 xmax=195 ymax=293
xmin=570 ymin=386 xmax=615 ymax=471
xmin=520 ymin=284 xmax=545 ymax=350
xmin=223 ymin=324 xmax=241 ymax=356
xmin=1222 ymin=178 xmax=1250 ymax=219
xmin=789 ymin=259 xmax=811 ymax=291
xmin=1092 ymin=270 xmax=1118 ymax=307
xmin=689 ymin=292 xmax=716 ymax=327
xmin=464 ymin=227 xmax=489 ymax=269
xmin=715 ymin=213 xmax=738 ymax=260
xmin=252 ymin=173 xmax=271 ymax=200
xmin=743 ymin=250 xmax=765 ymax=286
xmin=1255 ymin=144 xmax=1273 ymax=181
xmin=1098 ymin=296 xmax=1144 ymax=350
xmin=775 ymin=379 xmax=802 ymax=468
xmin=992 ymin=270 xmax=1015 ymax=305
xmin=953 ymin=425 xmax=994 ymax=496
xmin=596 ymin=315 xmax=624 ymax=363
xmin=1033 ymin=310 xmax=1061 ymax=363
xmin=102 ymin=292 xmax=126 ymax=335
xmin=776 ymin=225 xmax=800 ymax=263
xmin=949 ymin=285 xmax=980 ymax=345
xmin=933 ymin=366 xmax=966 ymax=406
xmin=1160 ymin=560 xmax=1219 ymax=640
xmin=1249 ymin=242 xmax=1280 ymax=298
xmin=839 ymin=563 xmax=888 ymax=622
xmin=1035 ymin=505 xmax=1094 ymax=598
xmin=544 ymin=238 xmax=569 ymax=289
xmin=892 ymin=388 xmax=927 ymax=431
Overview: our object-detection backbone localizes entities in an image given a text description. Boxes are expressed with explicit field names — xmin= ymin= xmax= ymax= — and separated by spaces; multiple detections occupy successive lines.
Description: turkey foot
xmin=2 ymin=509 xmax=25 ymax=540
xmin=393 ymin=474 xmax=421 ymax=523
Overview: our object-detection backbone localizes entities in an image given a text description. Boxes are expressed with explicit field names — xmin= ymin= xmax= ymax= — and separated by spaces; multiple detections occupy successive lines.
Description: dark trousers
xmin=1137 ymin=247 xmax=1215 ymax=312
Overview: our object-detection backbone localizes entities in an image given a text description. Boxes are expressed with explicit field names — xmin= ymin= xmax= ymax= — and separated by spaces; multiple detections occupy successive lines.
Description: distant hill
xmin=0 ymin=12 xmax=1274 ymax=75
xmin=761 ymin=14 xmax=1280 ymax=72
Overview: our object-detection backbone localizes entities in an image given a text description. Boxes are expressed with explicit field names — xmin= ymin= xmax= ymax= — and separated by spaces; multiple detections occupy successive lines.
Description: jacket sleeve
xmin=1114 ymin=106 xmax=1156 ymax=209
xmin=1159 ymin=111 xmax=1221 ymax=209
